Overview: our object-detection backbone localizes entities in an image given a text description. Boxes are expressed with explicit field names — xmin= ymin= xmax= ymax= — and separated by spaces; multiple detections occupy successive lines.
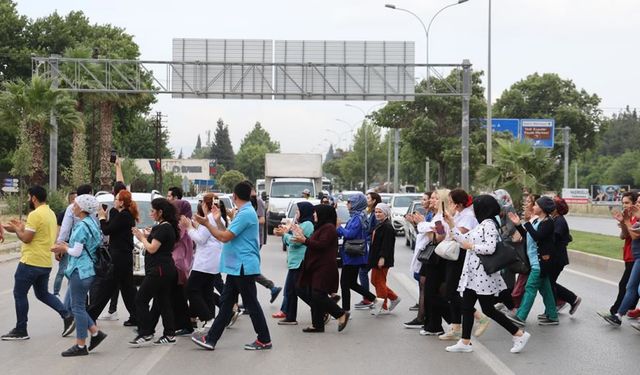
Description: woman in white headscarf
xmin=368 ymin=203 xmax=401 ymax=315
xmin=51 ymin=194 xmax=107 ymax=357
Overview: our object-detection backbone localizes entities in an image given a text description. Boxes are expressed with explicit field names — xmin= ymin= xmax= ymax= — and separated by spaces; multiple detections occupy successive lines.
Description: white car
xmin=389 ymin=193 xmax=423 ymax=235
xmin=96 ymin=190 xmax=163 ymax=283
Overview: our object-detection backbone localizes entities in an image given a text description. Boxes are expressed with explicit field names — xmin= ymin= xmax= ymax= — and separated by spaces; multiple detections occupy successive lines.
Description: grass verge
xmin=570 ymin=230 xmax=623 ymax=260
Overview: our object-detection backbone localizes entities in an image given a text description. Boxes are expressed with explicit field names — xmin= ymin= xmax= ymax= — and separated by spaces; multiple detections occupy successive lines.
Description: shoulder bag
xmin=477 ymin=222 xmax=519 ymax=275
xmin=82 ymin=221 xmax=114 ymax=279
xmin=344 ymin=239 xmax=366 ymax=256
xmin=417 ymin=240 xmax=438 ymax=264
xmin=435 ymin=240 xmax=460 ymax=261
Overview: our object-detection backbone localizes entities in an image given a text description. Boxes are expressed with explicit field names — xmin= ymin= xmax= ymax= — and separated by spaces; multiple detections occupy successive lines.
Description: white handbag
xmin=435 ymin=240 xmax=460 ymax=261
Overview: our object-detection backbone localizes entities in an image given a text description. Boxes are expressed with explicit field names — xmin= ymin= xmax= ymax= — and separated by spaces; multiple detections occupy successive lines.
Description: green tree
xmin=475 ymin=138 xmax=556 ymax=206
xmin=239 ymin=122 xmax=280 ymax=152
xmin=0 ymin=0 xmax=30 ymax=81
xmin=236 ymin=143 xmax=270 ymax=183
xmin=210 ymin=118 xmax=235 ymax=169
xmin=598 ymin=108 xmax=640 ymax=156
xmin=0 ymin=77 xmax=82 ymax=184
xmin=219 ymin=170 xmax=246 ymax=193
xmin=494 ymin=73 xmax=602 ymax=187
xmin=371 ymin=70 xmax=487 ymax=187
xmin=603 ymin=150 xmax=640 ymax=186
xmin=112 ymin=115 xmax=172 ymax=159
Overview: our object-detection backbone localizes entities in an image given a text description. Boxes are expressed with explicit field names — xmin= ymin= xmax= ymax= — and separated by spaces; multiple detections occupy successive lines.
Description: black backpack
xmin=81 ymin=221 xmax=114 ymax=279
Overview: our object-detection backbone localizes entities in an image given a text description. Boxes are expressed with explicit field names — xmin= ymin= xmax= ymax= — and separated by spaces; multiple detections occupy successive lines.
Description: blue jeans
xmin=69 ymin=270 xmax=95 ymax=339
xmin=13 ymin=262 xmax=69 ymax=331
xmin=53 ymin=253 xmax=68 ymax=295
xmin=618 ymin=258 xmax=640 ymax=315
xmin=358 ymin=266 xmax=370 ymax=292
xmin=283 ymin=268 xmax=301 ymax=321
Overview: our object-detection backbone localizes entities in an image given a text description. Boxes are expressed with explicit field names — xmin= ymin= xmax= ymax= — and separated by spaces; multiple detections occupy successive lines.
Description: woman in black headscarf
xmin=294 ymin=205 xmax=349 ymax=332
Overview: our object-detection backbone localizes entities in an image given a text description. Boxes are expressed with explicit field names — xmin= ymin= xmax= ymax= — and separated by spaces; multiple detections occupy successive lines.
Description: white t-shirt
xmin=454 ymin=206 xmax=478 ymax=232
xmin=188 ymin=213 xmax=223 ymax=274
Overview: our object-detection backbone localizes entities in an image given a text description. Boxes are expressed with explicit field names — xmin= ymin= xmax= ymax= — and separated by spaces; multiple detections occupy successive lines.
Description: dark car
xmin=403 ymin=201 xmax=427 ymax=250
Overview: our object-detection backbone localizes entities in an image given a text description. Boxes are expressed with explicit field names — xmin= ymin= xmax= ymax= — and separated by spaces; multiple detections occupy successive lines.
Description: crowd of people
xmin=2 ymin=176 xmax=640 ymax=358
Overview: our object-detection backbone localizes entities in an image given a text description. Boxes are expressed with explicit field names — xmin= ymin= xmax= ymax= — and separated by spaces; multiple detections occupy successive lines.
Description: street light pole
xmin=345 ymin=103 xmax=384 ymax=192
xmin=385 ymin=1 xmax=468 ymax=89
xmin=487 ymin=0 xmax=493 ymax=165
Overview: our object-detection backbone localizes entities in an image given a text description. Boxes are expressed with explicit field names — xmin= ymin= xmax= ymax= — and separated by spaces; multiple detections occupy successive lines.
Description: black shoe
xmin=128 ymin=334 xmax=153 ymax=347
xmin=603 ymin=314 xmax=622 ymax=326
xmin=123 ymin=319 xmax=137 ymax=327
xmin=153 ymin=335 xmax=176 ymax=345
xmin=403 ymin=318 xmax=424 ymax=329
xmin=270 ymin=287 xmax=282 ymax=304
xmin=174 ymin=328 xmax=194 ymax=336
xmin=409 ymin=303 xmax=420 ymax=311
xmin=244 ymin=340 xmax=272 ymax=350
xmin=62 ymin=316 xmax=75 ymax=337
xmin=338 ymin=311 xmax=350 ymax=332
xmin=1 ymin=328 xmax=29 ymax=341
xmin=88 ymin=331 xmax=107 ymax=351
xmin=61 ymin=344 xmax=88 ymax=357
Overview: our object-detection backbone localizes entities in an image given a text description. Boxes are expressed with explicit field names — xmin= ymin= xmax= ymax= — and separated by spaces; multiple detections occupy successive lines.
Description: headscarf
xmin=297 ymin=201 xmax=314 ymax=224
xmin=173 ymin=199 xmax=192 ymax=219
xmin=375 ymin=203 xmax=392 ymax=220
xmin=493 ymin=189 xmax=513 ymax=208
xmin=314 ymin=204 xmax=337 ymax=230
xmin=75 ymin=194 xmax=99 ymax=216
xmin=472 ymin=194 xmax=501 ymax=224
xmin=347 ymin=192 xmax=368 ymax=215
xmin=536 ymin=196 xmax=556 ymax=215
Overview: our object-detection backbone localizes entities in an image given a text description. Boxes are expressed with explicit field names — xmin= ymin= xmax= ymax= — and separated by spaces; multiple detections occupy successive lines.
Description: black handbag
xmin=506 ymin=239 xmax=531 ymax=274
xmin=417 ymin=241 xmax=438 ymax=264
xmin=344 ymin=239 xmax=366 ymax=257
xmin=477 ymin=222 xmax=519 ymax=275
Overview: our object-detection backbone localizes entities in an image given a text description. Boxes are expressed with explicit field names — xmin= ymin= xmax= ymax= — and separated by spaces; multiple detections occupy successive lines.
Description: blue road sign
xmin=481 ymin=118 xmax=520 ymax=139
xmin=520 ymin=119 xmax=555 ymax=148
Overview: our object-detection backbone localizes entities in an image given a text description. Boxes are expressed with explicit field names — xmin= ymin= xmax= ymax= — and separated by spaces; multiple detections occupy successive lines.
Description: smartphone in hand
xmin=435 ymin=220 xmax=445 ymax=235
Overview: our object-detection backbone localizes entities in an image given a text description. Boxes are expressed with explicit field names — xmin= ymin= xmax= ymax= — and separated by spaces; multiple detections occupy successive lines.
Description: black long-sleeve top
xmin=100 ymin=209 xmax=135 ymax=261
xmin=515 ymin=216 xmax=555 ymax=258
xmin=368 ymin=219 xmax=396 ymax=269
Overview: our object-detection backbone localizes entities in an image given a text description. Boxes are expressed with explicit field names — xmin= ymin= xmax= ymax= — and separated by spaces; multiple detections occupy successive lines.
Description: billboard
xmin=481 ymin=118 xmax=520 ymax=139
xmin=520 ymin=119 xmax=555 ymax=148
xmin=133 ymin=159 xmax=213 ymax=181
xmin=561 ymin=188 xmax=590 ymax=204
xmin=591 ymin=185 xmax=631 ymax=204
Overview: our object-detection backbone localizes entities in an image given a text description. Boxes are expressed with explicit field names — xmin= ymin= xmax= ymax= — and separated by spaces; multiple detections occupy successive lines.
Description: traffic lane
xmin=565 ymin=215 xmax=620 ymax=236
xmin=0 ymin=239 xmax=493 ymax=375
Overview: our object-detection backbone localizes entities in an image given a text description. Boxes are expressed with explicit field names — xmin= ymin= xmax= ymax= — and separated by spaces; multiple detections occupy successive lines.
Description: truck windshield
xmin=271 ymin=182 xmax=314 ymax=198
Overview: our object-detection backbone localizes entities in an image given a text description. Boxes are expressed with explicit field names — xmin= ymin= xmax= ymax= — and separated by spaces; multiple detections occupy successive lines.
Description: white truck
xmin=265 ymin=153 xmax=323 ymax=234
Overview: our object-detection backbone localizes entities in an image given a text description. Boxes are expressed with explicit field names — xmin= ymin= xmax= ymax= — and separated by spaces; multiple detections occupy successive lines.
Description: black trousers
xmin=611 ymin=261 xmax=635 ymax=315
xmin=87 ymin=259 xmax=137 ymax=322
xmin=340 ymin=265 xmax=377 ymax=311
xmin=308 ymin=288 xmax=344 ymax=330
xmin=187 ymin=270 xmax=218 ymax=322
xmin=284 ymin=268 xmax=301 ymax=321
xmin=423 ymin=262 xmax=450 ymax=332
xmin=548 ymin=264 xmax=578 ymax=306
xmin=445 ymin=255 xmax=465 ymax=324
xmin=461 ymin=288 xmax=519 ymax=340
xmin=136 ymin=267 xmax=176 ymax=337
xmin=205 ymin=273 xmax=271 ymax=346
xmin=150 ymin=282 xmax=191 ymax=332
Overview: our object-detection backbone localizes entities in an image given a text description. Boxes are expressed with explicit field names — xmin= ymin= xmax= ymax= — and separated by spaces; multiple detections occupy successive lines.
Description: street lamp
xmin=385 ymin=1 xmax=468 ymax=89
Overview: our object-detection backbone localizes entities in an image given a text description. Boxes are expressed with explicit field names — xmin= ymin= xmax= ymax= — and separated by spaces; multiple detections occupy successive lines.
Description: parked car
xmin=379 ymin=193 xmax=393 ymax=204
xmin=389 ymin=193 xmax=423 ymax=235
xmin=96 ymin=190 xmax=163 ymax=284
xmin=403 ymin=200 xmax=427 ymax=250
xmin=336 ymin=190 xmax=362 ymax=203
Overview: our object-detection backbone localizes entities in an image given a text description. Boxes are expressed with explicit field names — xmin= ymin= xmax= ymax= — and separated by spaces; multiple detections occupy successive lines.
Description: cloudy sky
xmin=16 ymin=0 xmax=640 ymax=157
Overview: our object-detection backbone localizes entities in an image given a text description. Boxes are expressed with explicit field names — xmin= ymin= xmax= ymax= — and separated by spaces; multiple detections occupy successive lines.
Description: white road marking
xmin=391 ymin=271 xmax=515 ymax=375
xmin=563 ymin=267 xmax=618 ymax=287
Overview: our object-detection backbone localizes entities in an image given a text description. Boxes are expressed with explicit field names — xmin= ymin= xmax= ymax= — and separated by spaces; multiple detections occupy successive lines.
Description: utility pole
xmin=48 ymin=54 xmax=60 ymax=191
xmin=461 ymin=60 xmax=471 ymax=191
xmin=563 ymin=127 xmax=570 ymax=189
xmin=393 ymin=128 xmax=400 ymax=193
xmin=486 ymin=0 xmax=493 ymax=166
xmin=153 ymin=112 xmax=166 ymax=192
xmin=425 ymin=157 xmax=430 ymax=191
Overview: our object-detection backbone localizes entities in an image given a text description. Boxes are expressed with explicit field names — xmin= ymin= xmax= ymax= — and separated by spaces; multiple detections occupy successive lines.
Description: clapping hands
xmin=507 ymin=211 xmax=521 ymax=225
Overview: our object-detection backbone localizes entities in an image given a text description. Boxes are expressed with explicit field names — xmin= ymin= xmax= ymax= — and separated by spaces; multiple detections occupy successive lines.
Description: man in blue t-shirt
xmin=191 ymin=181 xmax=272 ymax=351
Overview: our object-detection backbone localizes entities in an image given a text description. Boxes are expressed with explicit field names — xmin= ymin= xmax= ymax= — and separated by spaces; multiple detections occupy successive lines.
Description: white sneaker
xmin=98 ymin=311 xmax=119 ymax=321
xmin=370 ymin=298 xmax=385 ymax=316
xmin=510 ymin=331 xmax=531 ymax=353
xmin=388 ymin=297 xmax=402 ymax=312
xmin=445 ymin=339 xmax=473 ymax=353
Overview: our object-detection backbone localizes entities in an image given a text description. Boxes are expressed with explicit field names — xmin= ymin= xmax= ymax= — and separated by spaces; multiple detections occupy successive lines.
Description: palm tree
xmin=475 ymin=138 xmax=555 ymax=206
xmin=0 ymin=76 xmax=83 ymax=185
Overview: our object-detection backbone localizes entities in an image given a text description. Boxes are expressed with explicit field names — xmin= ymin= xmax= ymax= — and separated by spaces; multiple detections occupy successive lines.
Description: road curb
xmin=0 ymin=242 xmax=21 ymax=263
xmin=568 ymin=249 xmax=624 ymax=275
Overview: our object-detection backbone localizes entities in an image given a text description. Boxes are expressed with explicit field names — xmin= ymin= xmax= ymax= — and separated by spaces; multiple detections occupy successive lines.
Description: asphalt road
xmin=565 ymin=215 xmax=620 ymax=236
xmin=0 ymin=235 xmax=637 ymax=375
